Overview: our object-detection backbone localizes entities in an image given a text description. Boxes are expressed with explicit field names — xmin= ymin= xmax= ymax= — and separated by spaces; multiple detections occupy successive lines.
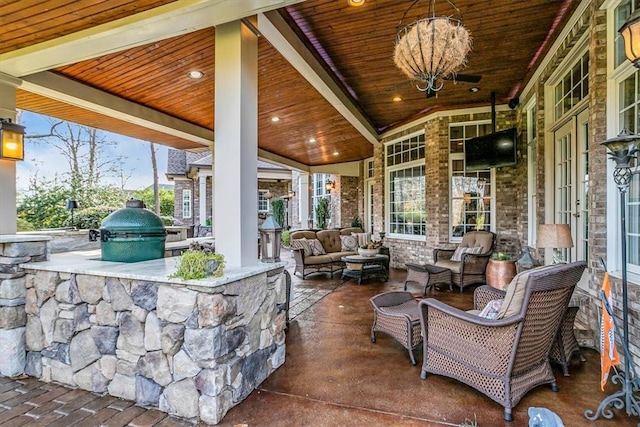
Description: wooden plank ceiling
xmin=6 ymin=0 xmax=579 ymax=166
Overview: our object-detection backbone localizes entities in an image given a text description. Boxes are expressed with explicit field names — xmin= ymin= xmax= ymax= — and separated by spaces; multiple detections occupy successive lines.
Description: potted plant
xmin=358 ymin=239 xmax=382 ymax=257
xmin=486 ymin=252 xmax=516 ymax=289
xmin=315 ymin=197 xmax=330 ymax=229
xmin=169 ymin=241 xmax=225 ymax=280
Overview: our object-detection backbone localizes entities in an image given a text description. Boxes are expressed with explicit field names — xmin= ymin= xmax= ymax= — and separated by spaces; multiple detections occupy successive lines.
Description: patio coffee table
xmin=404 ymin=263 xmax=452 ymax=295
xmin=341 ymin=254 xmax=389 ymax=284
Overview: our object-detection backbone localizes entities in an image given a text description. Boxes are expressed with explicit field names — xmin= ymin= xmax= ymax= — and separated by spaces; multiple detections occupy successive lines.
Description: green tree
xmin=17 ymin=178 xmax=127 ymax=229
xmin=133 ymin=187 xmax=175 ymax=217
xmin=271 ymin=198 xmax=285 ymax=228
xmin=315 ymin=197 xmax=330 ymax=229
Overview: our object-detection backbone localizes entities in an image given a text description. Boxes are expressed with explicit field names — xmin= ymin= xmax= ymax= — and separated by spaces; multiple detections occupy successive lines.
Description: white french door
xmin=365 ymin=180 xmax=374 ymax=233
xmin=553 ymin=108 xmax=589 ymax=263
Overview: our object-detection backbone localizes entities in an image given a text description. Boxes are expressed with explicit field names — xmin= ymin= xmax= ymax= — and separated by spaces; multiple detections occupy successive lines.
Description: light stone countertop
xmin=21 ymin=249 xmax=285 ymax=289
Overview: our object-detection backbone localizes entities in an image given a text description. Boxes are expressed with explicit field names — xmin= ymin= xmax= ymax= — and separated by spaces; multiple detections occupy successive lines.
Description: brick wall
xmin=339 ymin=176 xmax=360 ymax=228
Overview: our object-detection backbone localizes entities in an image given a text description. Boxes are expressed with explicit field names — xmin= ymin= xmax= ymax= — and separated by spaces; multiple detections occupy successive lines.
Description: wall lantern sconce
xmin=0 ymin=118 xmax=25 ymax=161
xmin=325 ymin=180 xmax=335 ymax=191
xmin=620 ymin=8 xmax=640 ymax=68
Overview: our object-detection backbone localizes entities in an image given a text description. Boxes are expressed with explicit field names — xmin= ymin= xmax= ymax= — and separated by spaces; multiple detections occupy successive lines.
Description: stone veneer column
xmin=0 ymin=236 xmax=50 ymax=377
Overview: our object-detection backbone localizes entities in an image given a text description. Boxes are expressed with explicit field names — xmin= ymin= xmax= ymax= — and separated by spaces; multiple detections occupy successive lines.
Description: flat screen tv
xmin=464 ymin=127 xmax=517 ymax=171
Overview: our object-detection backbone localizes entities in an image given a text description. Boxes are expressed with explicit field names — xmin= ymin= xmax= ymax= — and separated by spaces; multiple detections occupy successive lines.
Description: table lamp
xmin=536 ymin=224 xmax=573 ymax=264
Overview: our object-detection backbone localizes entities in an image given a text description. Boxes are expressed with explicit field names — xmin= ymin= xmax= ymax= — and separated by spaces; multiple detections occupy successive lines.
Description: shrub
xmin=271 ymin=198 xmax=285 ymax=228
xmin=73 ymin=206 xmax=114 ymax=229
xmin=281 ymin=229 xmax=291 ymax=247
xmin=16 ymin=218 xmax=37 ymax=232
xmin=169 ymin=249 xmax=225 ymax=280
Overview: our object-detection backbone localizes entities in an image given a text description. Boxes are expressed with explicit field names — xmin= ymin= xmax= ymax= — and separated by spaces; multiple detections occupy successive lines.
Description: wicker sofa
xmin=290 ymin=227 xmax=363 ymax=278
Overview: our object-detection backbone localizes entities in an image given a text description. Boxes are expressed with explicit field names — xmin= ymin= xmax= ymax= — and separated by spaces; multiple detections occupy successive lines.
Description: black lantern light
xmin=620 ymin=8 xmax=640 ymax=68
xmin=0 ymin=118 xmax=25 ymax=161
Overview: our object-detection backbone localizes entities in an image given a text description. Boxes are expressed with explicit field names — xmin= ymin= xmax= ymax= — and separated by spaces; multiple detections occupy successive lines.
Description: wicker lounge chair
xmin=432 ymin=231 xmax=496 ymax=292
xmin=419 ymin=261 xmax=586 ymax=421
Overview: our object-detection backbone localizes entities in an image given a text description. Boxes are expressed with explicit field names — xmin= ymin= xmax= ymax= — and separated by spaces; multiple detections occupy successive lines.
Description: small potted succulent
xmin=169 ymin=241 xmax=225 ymax=280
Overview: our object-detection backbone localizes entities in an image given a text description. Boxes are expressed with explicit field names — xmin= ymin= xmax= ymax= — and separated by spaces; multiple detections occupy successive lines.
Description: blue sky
xmin=17 ymin=111 xmax=171 ymax=192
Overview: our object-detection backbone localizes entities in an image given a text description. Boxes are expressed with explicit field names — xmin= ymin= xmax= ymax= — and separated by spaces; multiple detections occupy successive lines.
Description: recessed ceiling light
xmin=309 ymin=138 xmax=316 ymax=143
xmin=271 ymin=117 xmax=280 ymax=123
xmin=333 ymin=151 xmax=339 ymax=156
xmin=392 ymin=96 xmax=402 ymax=102
xmin=469 ymin=87 xmax=480 ymax=93
xmin=187 ymin=70 xmax=204 ymax=79
xmin=348 ymin=0 xmax=365 ymax=6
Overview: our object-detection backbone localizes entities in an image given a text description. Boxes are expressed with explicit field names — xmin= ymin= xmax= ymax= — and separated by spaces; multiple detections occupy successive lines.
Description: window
xmin=258 ymin=189 xmax=269 ymax=213
xmin=618 ymin=72 xmax=640 ymax=273
xmin=312 ymin=173 xmax=331 ymax=225
xmin=449 ymin=123 xmax=493 ymax=240
xmin=366 ymin=158 xmax=374 ymax=179
xmin=554 ymin=52 xmax=589 ymax=120
xmin=386 ymin=133 xmax=426 ymax=237
xmin=182 ymin=189 xmax=192 ymax=219
xmin=526 ymin=101 xmax=538 ymax=246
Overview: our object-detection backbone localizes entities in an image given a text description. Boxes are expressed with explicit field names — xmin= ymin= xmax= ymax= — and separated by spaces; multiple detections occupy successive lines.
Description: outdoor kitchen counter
xmin=11 ymin=247 xmax=288 ymax=425
xmin=21 ymin=248 xmax=285 ymax=289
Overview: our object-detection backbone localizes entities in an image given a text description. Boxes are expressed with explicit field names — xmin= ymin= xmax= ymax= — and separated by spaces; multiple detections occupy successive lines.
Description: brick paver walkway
xmin=0 ymin=376 xmax=196 ymax=426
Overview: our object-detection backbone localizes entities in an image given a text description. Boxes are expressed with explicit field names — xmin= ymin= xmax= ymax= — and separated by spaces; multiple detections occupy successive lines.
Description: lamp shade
xmin=536 ymin=224 xmax=573 ymax=249
xmin=0 ymin=119 xmax=25 ymax=161
xmin=620 ymin=8 xmax=640 ymax=68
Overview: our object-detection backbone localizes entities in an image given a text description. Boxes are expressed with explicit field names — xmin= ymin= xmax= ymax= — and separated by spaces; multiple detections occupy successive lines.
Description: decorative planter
xmin=358 ymin=248 xmax=379 ymax=257
xmin=486 ymin=259 xmax=517 ymax=290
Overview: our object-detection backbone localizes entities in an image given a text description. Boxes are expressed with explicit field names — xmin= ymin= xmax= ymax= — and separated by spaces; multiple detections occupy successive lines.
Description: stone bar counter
xmin=0 ymin=235 xmax=287 ymax=425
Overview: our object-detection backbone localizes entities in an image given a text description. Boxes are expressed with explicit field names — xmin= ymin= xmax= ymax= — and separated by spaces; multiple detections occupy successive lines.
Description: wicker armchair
xmin=433 ymin=231 xmax=495 ymax=292
xmin=419 ymin=261 xmax=586 ymax=421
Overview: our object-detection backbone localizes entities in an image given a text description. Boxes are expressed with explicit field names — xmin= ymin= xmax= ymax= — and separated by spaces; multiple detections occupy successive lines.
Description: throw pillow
xmin=478 ymin=299 xmax=503 ymax=319
xmin=496 ymin=264 xmax=558 ymax=319
xmin=308 ymin=238 xmax=326 ymax=256
xmin=340 ymin=235 xmax=358 ymax=251
xmin=450 ymin=246 xmax=482 ymax=262
xmin=352 ymin=232 xmax=370 ymax=247
xmin=291 ymin=238 xmax=313 ymax=257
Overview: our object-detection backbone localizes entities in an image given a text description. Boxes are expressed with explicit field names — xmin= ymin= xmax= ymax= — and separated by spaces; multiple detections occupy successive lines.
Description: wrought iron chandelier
xmin=394 ymin=0 xmax=472 ymax=95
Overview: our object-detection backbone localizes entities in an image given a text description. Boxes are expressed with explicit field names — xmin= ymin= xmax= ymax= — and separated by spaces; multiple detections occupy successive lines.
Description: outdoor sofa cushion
xmin=496 ymin=264 xmax=557 ymax=319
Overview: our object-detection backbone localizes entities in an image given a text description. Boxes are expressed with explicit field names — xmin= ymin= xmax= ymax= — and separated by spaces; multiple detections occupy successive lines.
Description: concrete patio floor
xmin=0 ymin=250 xmax=638 ymax=426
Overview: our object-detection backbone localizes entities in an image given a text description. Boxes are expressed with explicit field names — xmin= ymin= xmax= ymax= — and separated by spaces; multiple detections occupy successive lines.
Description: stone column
xmin=0 ymin=77 xmax=19 ymax=235
xmin=214 ymin=20 xmax=258 ymax=267
xmin=0 ymin=236 xmax=50 ymax=377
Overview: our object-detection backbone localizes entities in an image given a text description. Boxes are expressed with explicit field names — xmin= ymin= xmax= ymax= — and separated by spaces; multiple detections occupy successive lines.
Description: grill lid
xmin=100 ymin=199 xmax=166 ymax=237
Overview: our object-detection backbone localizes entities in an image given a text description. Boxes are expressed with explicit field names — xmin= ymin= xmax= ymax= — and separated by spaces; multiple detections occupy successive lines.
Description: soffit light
xmin=394 ymin=0 xmax=472 ymax=95
xmin=271 ymin=116 xmax=280 ymax=123
xmin=392 ymin=96 xmax=403 ymax=102
xmin=187 ymin=70 xmax=204 ymax=79
xmin=309 ymin=138 xmax=316 ymax=143
xmin=348 ymin=0 xmax=365 ymax=6
xmin=0 ymin=118 xmax=25 ymax=161
xmin=619 ymin=8 xmax=640 ymax=68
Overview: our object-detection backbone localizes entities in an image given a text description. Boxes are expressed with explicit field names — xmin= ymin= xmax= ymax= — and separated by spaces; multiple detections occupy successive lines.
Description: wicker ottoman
xmin=370 ymin=291 xmax=423 ymax=365
xmin=404 ymin=263 xmax=452 ymax=295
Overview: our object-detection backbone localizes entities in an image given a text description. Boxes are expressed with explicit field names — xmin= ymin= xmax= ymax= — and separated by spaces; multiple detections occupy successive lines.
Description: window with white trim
xmin=386 ymin=133 xmax=426 ymax=237
xmin=312 ymin=174 xmax=331 ymax=226
xmin=554 ymin=52 xmax=589 ymax=121
xmin=258 ymin=189 xmax=269 ymax=213
xmin=366 ymin=158 xmax=374 ymax=179
xmin=526 ymin=101 xmax=538 ymax=246
xmin=618 ymin=71 xmax=640 ymax=273
xmin=449 ymin=122 xmax=493 ymax=240
xmin=182 ymin=189 xmax=192 ymax=219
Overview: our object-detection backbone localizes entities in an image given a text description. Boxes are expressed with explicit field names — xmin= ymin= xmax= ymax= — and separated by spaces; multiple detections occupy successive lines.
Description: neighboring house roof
xmin=166 ymin=149 xmax=291 ymax=180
